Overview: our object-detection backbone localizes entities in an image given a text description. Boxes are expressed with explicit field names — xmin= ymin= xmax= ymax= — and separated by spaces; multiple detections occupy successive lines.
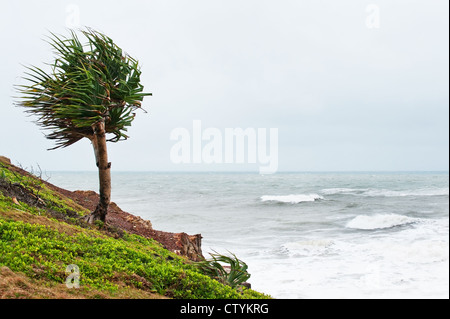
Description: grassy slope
xmin=0 ymin=159 xmax=270 ymax=299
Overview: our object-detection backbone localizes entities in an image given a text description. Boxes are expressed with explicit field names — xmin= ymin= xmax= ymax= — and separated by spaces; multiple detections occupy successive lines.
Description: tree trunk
xmin=84 ymin=120 xmax=111 ymax=224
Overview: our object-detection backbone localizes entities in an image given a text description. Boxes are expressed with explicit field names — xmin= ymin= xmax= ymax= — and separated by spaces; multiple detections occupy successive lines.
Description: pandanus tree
xmin=16 ymin=29 xmax=151 ymax=223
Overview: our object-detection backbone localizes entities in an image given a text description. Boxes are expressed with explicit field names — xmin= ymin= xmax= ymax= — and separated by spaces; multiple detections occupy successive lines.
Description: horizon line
xmin=45 ymin=170 xmax=450 ymax=174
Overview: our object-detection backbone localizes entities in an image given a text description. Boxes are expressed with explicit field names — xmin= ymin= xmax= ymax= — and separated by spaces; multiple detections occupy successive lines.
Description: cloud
xmin=1 ymin=0 xmax=448 ymax=171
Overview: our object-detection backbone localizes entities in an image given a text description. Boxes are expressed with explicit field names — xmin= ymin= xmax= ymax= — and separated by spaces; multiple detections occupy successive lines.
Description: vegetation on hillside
xmin=0 ymin=158 xmax=270 ymax=299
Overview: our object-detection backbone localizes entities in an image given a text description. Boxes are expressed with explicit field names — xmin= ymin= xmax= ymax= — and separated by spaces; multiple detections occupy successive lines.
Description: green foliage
xmin=0 ymin=218 xmax=269 ymax=299
xmin=94 ymin=220 xmax=105 ymax=229
xmin=0 ymin=164 xmax=270 ymax=299
xmin=196 ymin=251 xmax=251 ymax=289
xmin=0 ymin=164 xmax=89 ymax=217
xmin=16 ymin=28 xmax=152 ymax=149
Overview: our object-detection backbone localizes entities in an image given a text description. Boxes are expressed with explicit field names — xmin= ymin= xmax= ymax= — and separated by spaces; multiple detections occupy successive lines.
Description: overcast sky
xmin=1 ymin=0 xmax=448 ymax=172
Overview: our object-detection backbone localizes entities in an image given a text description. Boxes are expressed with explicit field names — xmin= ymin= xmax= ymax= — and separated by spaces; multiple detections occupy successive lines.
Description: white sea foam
xmin=369 ymin=239 xmax=449 ymax=264
xmin=281 ymin=239 xmax=334 ymax=256
xmin=362 ymin=188 xmax=449 ymax=197
xmin=321 ymin=188 xmax=368 ymax=195
xmin=346 ymin=214 xmax=420 ymax=230
xmin=322 ymin=187 xmax=449 ymax=197
xmin=260 ymin=194 xmax=323 ymax=204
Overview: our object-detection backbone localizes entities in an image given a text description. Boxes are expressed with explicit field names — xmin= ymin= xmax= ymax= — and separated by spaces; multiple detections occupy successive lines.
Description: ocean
xmin=48 ymin=171 xmax=449 ymax=299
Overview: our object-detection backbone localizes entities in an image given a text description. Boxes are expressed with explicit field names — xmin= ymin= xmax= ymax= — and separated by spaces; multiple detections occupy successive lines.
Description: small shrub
xmin=196 ymin=251 xmax=251 ymax=289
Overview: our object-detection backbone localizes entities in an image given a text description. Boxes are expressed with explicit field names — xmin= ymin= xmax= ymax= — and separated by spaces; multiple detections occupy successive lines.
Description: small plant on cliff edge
xmin=196 ymin=251 xmax=251 ymax=289
xmin=16 ymin=28 xmax=151 ymax=223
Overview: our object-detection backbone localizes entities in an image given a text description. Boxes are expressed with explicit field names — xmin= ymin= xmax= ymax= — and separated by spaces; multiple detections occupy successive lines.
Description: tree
xmin=16 ymin=28 xmax=152 ymax=223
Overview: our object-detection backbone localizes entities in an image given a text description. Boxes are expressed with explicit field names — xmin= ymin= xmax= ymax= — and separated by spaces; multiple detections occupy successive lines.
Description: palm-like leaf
xmin=196 ymin=251 xmax=251 ymax=289
xmin=16 ymin=28 xmax=151 ymax=149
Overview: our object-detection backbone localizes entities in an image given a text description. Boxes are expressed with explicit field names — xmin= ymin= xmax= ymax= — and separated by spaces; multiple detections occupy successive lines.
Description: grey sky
xmin=1 ymin=0 xmax=448 ymax=172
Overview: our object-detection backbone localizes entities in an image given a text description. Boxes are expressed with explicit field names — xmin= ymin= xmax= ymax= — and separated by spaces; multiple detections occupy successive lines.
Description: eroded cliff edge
xmin=0 ymin=156 xmax=203 ymax=262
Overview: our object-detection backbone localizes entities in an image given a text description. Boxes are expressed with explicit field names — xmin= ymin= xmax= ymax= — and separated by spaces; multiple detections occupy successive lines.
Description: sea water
xmin=48 ymin=171 xmax=449 ymax=299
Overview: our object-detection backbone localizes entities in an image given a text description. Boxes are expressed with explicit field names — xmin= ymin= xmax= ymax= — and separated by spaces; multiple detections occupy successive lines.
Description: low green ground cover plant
xmin=0 ymin=161 xmax=270 ymax=299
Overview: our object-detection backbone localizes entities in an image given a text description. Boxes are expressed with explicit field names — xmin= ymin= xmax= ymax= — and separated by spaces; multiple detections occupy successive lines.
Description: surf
xmin=346 ymin=213 xmax=420 ymax=230
xmin=260 ymin=194 xmax=323 ymax=204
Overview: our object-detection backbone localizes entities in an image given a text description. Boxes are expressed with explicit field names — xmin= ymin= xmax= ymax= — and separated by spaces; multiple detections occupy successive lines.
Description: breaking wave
xmin=322 ymin=187 xmax=449 ymax=197
xmin=346 ymin=214 xmax=420 ymax=230
xmin=260 ymin=194 xmax=323 ymax=204
xmin=362 ymin=188 xmax=449 ymax=197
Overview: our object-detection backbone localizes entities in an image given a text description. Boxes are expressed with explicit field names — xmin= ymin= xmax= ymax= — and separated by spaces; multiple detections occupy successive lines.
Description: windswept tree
xmin=16 ymin=28 xmax=151 ymax=223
